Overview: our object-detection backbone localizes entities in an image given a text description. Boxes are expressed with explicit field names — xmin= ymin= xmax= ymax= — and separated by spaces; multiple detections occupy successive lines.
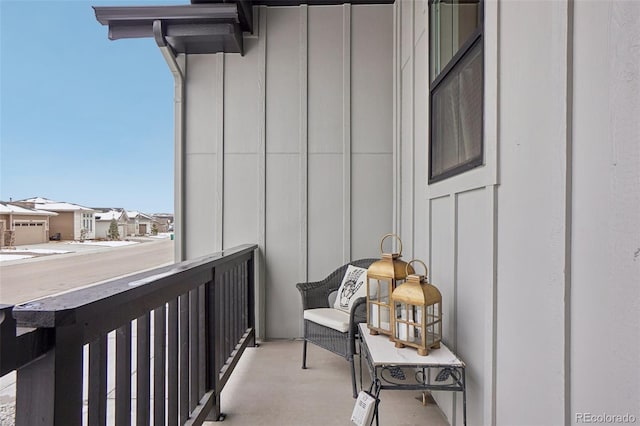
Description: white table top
xmin=359 ymin=323 xmax=464 ymax=367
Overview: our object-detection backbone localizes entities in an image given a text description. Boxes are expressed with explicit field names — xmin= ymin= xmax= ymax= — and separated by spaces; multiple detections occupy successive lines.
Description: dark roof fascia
xmin=94 ymin=4 xmax=240 ymax=26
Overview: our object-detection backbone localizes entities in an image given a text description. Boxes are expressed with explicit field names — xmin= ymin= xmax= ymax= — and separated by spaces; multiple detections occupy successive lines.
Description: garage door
xmin=14 ymin=222 xmax=46 ymax=245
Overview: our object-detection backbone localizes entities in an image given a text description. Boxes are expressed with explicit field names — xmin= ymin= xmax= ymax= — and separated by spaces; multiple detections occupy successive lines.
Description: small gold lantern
xmin=366 ymin=234 xmax=414 ymax=337
xmin=391 ymin=260 xmax=442 ymax=356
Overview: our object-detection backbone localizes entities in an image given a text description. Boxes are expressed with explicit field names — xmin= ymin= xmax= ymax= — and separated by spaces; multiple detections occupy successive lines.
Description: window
xmin=429 ymin=0 xmax=484 ymax=183
xmin=81 ymin=213 xmax=93 ymax=232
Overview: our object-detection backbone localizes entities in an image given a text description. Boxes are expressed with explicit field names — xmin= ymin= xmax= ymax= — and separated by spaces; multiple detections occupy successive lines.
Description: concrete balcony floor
xmin=212 ymin=339 xmax=449 ymax=426
xmin=0 ymin=339 xmax=450 ymax=425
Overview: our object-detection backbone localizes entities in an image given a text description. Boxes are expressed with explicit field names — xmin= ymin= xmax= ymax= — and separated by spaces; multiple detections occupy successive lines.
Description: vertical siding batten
xmin=257 ymin=6 xmax=267 ymax=340
xmin=399 ymin=0 xmax=414 ymax=256
xmin=343 ymin=3 xmax=352 ymax=262
xmin=409 ymin=0 xmax=416 ymax=259
xmin=563 ymin=1 xmax=574 ymax=424
xmin=392 ymin=0 xmax=401 ymax=239
xmin=300 ymin=5 xmax=309 ymax=284
xmin=216 ymin=54 xmax=225 ymax=252
xmin=485 ymin=186 xmax=498 ymax=426
xmin=423 ymin=0 xmax=432 ymax=311
xmin=451 ymin=192 xmax=459 ymax=424
xmin=297 ymin=4 xmax=309 ymax=337
xmin=412 ymin=17 xmax=429 ymax=268
xmin=485 ymin=0 xmax=500 ymax=187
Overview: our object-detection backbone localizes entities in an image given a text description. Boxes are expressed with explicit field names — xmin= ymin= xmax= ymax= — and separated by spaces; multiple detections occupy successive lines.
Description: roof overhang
xmin=192 ymin=0 xmax=394 ymax=5
xmin=94 ymin=0 xmax=394 ymax=55
xmin=94 ymin=3 xmax=249 ymax=54
xmin=240 ymin=0 xmax=395 ymax=6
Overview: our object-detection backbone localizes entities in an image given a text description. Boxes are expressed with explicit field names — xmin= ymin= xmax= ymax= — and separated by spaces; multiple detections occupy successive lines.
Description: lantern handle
xmin=406 ymin=259 xmax=428 ymax=278
xmin=380 ymin=233 xmax=403 ymax=255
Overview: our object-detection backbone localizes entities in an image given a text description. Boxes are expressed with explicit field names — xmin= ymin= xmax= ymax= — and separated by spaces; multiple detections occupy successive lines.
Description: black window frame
xmin=428 ymin=0 xmax=485 ymax=184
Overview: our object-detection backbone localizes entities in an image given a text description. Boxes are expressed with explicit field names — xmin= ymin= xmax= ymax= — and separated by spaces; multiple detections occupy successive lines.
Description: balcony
xmin=0 ymin=245 xmax=448 ymax=425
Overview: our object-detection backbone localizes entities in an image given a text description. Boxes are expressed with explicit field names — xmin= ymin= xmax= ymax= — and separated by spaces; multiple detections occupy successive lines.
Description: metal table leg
xmin=462 ymin=368 xmax=467 ymax=426
xmin=367 ymin=379 xmax=382 ymax=426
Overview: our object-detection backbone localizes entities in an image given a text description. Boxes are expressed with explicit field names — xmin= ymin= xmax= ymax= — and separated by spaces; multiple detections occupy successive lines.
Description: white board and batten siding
xmin=182 ymin=5 xmax=394 ymax=339
xmin=396 ymin=0 xmax=640 ymax=425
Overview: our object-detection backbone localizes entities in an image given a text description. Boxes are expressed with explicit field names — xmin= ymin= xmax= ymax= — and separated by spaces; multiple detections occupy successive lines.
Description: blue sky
xmin=1 ymin=0 xmax=187 ymax=213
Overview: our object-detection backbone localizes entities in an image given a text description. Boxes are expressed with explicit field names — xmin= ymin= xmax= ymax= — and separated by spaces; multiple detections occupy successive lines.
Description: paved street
xmin=0 ymin=238 xmax=175 ymax=305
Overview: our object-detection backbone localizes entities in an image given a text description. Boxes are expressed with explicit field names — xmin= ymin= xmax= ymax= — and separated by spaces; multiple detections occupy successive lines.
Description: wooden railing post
xmin=88 ymin=335 xmax=108 ymax=426
xmin=115 ymin=323 xmax=132 ymax=426
xmin=248 ymin=251 xmax=256 ymax=347
xmin=206 ymin=267 xmax=222 ymax=421
xmin=16 ymin=325 xmax=84 ymax=426
xmin=0 ymin=305 xmax=16 ymax=376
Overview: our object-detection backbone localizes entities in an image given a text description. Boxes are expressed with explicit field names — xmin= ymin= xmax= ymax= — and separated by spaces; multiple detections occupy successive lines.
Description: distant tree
xmin=107 ymin=219 xmax=120 ymax=240
xmin=151 ymin=223 xmax=159 ymax=236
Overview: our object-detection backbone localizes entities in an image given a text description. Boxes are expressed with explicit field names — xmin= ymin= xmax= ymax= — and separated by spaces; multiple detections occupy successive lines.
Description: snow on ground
xmin=1 ymin=248 xmax=71 ymax=255
xmin=0 ymin=254 xmax=34 ymax=261
xmin=66 ymin=240 xmax=140 ymax=247
xmin=0 ymin=248 xmax=70 ymax=262
xmin=149 ymin=233 xmax=172 ymax=239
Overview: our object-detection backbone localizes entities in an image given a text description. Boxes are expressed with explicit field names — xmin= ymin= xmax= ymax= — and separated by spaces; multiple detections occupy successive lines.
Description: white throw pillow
xmin=333 ymin=265 xmax=368 ymax=313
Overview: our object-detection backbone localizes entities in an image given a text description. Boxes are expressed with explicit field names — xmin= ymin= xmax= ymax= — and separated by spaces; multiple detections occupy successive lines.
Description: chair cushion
xmin=304 ymin=308 xmax=351 ymax=333
xmin=333 ymin=265 xmax=368 ymax=313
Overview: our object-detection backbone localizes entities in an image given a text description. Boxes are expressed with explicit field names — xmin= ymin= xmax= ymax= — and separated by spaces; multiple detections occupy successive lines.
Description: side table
xmin=357 ymin=323 xmax=467 ymax=426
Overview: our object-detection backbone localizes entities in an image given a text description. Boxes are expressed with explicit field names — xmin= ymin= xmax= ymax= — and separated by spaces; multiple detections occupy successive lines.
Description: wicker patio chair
xmin=296 ymin=258 xmax=377 ymax=398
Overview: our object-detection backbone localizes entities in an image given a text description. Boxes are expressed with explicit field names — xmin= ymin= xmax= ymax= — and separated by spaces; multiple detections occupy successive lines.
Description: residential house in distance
xmin=152 ymin=213 xmax=173 ymax=233
xmin=0 ymin=201 xmax=58 ymax=246
xmin=93 ymin=208 xmax=129 ymax=240
xmin=126 ymin=210 xmax=156 ymax=235
xmin=17 ymin=197 xmax=95 ymax=241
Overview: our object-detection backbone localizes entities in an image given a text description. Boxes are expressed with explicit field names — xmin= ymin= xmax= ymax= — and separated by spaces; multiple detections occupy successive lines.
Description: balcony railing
xmin=0 ymin=243 xmax=257 ymax=425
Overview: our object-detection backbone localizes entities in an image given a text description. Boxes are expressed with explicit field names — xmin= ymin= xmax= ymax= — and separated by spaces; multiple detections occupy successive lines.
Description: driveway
xmin=0 ymin=236 xmax=171 ymax=263
xmin=0 ymin=237 xmax=175 ymax=305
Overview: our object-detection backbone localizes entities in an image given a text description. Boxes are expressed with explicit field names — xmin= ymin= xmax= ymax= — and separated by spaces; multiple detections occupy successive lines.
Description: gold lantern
xmin=391 ymin=260 xmax=442 ymax=356
xmin=366 ymin=234 xmax=414 ymax=337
